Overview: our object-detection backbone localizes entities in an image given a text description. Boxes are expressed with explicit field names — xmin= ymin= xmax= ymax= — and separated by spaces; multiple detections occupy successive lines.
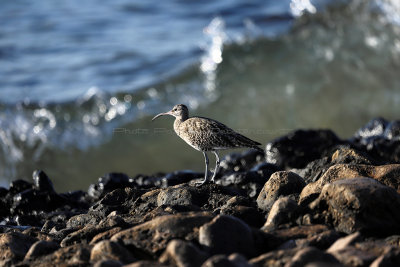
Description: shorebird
xmin=152 ymin=104 xmax=263 ymax=185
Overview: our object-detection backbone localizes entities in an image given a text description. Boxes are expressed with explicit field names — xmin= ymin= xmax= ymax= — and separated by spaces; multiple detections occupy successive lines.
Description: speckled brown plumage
xmin=174 ymin=116 xmax=261 ymax=152
xmin=152 ymin=104 xmax=263 ymax=185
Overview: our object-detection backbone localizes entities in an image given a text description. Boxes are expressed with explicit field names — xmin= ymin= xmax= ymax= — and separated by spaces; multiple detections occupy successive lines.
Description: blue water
xmin=1 ymin=0 xmax=400 ymax=190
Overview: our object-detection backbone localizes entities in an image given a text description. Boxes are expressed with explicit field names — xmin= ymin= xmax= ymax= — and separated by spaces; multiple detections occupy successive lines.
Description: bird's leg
xmin=210 ymin=151 xmax=220 ymax=183
xmin=196 ymin=152 xmax=209 ymax=186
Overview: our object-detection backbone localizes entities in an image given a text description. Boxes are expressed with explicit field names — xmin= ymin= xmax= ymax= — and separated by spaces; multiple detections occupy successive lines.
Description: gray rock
xmin=310 ymin=178 xmax=400 ymax=235
xmin=257 ymin=171 xmax=305 ymax=211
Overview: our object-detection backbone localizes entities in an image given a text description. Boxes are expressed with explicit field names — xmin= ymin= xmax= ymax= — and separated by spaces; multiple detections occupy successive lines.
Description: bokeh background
xmin=1 ymin=0 xmax=400 ymax=191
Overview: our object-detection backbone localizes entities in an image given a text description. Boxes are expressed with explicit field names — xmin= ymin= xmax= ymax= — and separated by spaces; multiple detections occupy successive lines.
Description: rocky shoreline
xmin=1 ymin=117 xmax=400 ymax=267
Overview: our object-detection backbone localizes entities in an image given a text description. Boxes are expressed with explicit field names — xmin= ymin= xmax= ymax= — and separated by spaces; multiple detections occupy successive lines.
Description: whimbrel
xmin=152 ymin=104 xmax=263 ymax=185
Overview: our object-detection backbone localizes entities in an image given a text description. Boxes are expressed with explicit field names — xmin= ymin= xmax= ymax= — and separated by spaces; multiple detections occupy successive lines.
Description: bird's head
xmin=152 ymin=104 xmax=189 ymax=121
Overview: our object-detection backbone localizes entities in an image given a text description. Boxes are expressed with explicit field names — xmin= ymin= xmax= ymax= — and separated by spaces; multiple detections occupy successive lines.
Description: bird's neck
xmin=173 ymin=115 xmax=187 ymax=134
xmin=176 ymin=114 xmax=188 ymax=122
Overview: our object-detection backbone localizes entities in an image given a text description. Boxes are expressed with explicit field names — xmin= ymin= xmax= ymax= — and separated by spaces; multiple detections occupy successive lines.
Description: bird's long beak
xmin=152 ymin=110 xmax=172 ymax=121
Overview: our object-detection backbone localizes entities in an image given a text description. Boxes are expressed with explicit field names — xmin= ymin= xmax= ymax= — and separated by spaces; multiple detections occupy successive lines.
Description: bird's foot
xmin=195 ymin=179 xmax=212 ymax=187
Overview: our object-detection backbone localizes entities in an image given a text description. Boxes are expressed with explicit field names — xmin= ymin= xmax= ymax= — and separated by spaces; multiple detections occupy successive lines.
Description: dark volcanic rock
xmin=158 ymin=170 xmax=204 ymax=188
xmin=32 ymin=170 xmax=56 ymax=193
xmin=9 ymin=179 xmax=32 ymax=194
xmin=88 ymin=172 xmax=135 ymax=199
xmin=157 ymin=184 xmax=200 ymax=207
xmin=265 ymin=129 xmax=342 ymax=169
xmin=218 ymin=165 xmax=277 ymax=198
xmin=198 ymin=214 xmax=280 ymax=258
xmin=199 ymin=215 xmax=256 ymax=257
xmin=218 ymin=149 xmax=265 ymax=175
xmin=309 ymin=178 xmax=400 ymax=235
xmin=351 ymin=118 xmax=400 ymax=163
xmin=257 ymin=171 xmax=305 ymax=212
xmin=111 ymin=212 xmax=213 ymax=257
xmin=5 ymin=118 xmax=400 ymax=266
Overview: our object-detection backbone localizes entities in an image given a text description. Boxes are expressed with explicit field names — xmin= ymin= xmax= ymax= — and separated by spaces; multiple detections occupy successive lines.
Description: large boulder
xmin=309 ymin=178 xmax=400 ymax=235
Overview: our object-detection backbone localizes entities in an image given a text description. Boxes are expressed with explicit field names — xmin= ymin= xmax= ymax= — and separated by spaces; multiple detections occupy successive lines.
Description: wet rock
xmin=262 ymin=197 xmax=299 ymax=231
xmin=88 ymin=172 xmax=135 ymax=199
xmin=90 ymin=240 xmax=136 ymax=264
xmin=285 ymin=247 xmax=340 ymax=267
xmin=32 ymin=170 xmax=56 ymax=193
xmin=299 ymin=163 xmax=400 ymax=205
xmin=9 ymin=179 xmax=33 ymax=194
xmin=351 ymin=118 xmax=400 ymax=163
xmin=309 ymin=178 xmax=400 ymax=235
xmin=257 ymin=171 xmax=305 ymax=211
xmin=199 ymin=215 xmax=254 ymax=257
xmin=265 ymin=129 xmax=342 ymax=169
xmin=111 ymin=212 xmax=213 ymax=257
xmin=201 ymin=254 xmax=251 ymax=267
xmin=0 ymin=232 xmax=37 ymax=262
xmin=159 ymin=239 xmax=208 ymax=267
xmin=24 ymin=240 xmax=60 ymax=259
